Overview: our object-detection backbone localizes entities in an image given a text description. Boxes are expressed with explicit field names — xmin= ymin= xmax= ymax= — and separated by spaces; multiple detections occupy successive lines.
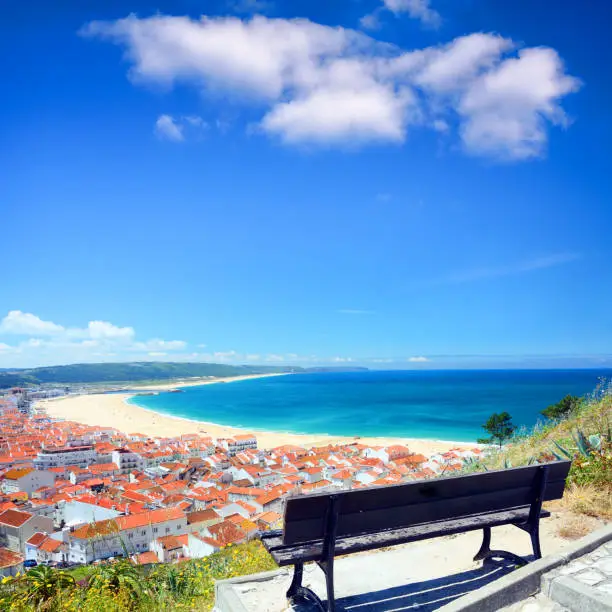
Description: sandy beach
xmin=41 ymin=373 xmax=468 ymax=454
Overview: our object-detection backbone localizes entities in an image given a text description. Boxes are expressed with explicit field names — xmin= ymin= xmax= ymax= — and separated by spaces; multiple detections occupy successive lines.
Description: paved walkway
xmin=502 ymin=540 xmax=612 ymax=612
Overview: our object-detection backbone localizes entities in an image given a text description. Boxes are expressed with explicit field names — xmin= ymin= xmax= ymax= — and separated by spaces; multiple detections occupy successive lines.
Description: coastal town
xmin=0 ymin=386 xmax=483 ymax=576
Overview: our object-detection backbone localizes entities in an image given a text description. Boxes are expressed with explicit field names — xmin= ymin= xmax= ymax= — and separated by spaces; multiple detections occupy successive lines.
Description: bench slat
xmin=283 ymin=461 xmax=570 ymax=545
xmin=284 ymin=480 xmax=565 ymax=543
xmin=265 ymin=507 xmax=551 ymax=565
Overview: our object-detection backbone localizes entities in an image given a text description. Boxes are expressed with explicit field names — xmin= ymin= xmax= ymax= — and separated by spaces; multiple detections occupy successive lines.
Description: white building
xmin=111 ymin=448 xmax=144 ymax=475
xmin=56 ymin=500 xmax=121 ymax=529
xmin=225 ymin=434 xmax=257 ymax=457
xmin=67 ymin=508 xmax=187 ymax=564
xmin=1 ymin=468 xmax=55 ymax=496
xmin=34 ymin=445 xmax=97 ymax=470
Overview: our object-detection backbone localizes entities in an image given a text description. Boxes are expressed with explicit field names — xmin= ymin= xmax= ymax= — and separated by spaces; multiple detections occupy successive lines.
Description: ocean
xmin=128 ymin=369 xmax=611 ymax=442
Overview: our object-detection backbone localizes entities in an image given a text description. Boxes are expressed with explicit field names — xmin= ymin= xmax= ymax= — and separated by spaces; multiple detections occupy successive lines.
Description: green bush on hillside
xmin=0 ymin=540 xmax=277 ymax=611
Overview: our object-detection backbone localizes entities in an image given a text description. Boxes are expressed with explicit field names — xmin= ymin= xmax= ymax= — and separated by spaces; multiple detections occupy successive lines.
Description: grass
xmin=476 ymin=389 xmax=612 ymax=523
xmin=0 ymin=540 xmax=277 ymax=611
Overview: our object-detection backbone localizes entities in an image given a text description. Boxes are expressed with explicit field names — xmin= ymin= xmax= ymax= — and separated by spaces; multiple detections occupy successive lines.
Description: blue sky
xmin=1 ymin=0 xmax=611 ymax=369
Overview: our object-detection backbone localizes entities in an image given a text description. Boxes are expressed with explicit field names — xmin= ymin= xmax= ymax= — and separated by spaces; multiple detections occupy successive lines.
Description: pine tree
xmin=477 ymin=412 xmax=516 ymax=448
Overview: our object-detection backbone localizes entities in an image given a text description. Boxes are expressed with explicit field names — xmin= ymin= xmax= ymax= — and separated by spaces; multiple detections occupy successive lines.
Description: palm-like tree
xmin=88 ymin=559 xmax=143 ymax=600
xmin=24 ymin=565 xmax=75 ymax=603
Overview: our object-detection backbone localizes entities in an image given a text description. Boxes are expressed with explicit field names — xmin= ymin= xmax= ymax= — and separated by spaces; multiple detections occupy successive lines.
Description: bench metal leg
xmin=530 ymin=523 xmax=542 ymax=560
xmin=286 ymin=562 xmax=326 ymax=611
xmin=473 ymin=527 xmax=491 ymax=561
xmin=474 ymin=526 xmax=528 ymax=567
xmin=286 ymin=562 xmax=304 ymax=599
xmin=317 ymin=560 xmax=336 ymax=612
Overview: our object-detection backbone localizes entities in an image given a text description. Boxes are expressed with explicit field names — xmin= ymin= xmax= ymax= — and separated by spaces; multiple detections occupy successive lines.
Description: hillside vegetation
xmin=0 ymin=362 xmax=301 ymax=388
xmin=0 ymin=540 xmax=276 ymax=611
xmin=475 ymin=382 xmax=612 ymax=522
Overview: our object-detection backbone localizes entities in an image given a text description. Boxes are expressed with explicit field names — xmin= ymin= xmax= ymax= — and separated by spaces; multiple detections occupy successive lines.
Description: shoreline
xmin=41 ymin=373 xmax=473 ymax=454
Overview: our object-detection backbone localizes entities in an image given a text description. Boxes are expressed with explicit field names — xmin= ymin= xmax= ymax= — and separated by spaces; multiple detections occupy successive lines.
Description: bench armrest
xmin=260 ymin=529 xmax=283 ymax=540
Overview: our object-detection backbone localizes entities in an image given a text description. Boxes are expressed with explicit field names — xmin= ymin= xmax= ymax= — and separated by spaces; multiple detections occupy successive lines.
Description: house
xmin=362 ymin=447 xmax=390 ymax=463
xmin=185 ymin=533 xmax=219 ymax=558
xmin=111 ymin=449 xmax=144 ymax=474
xmin=204 ymin=519 xmax=246 ymax=547
xmin=186 ymin=509 xmax=222 ymax=534
xmin=330 ymin=469 xmax=353 ymax=489
xmin=1 ymin=468 xmax=55 ymax=496
xmin=386 ymin=445 xmax=412 ymax=462
xmin=255 ymin=511 xmax=282 ymax=531
xmin=300 ymin=467 xmax=325 ymax=484
xmin=150 ymin=534 xmax=188 ymax=563
xmin=0 ymin=509 xmax=54 ymax=553
xmin=225 ymin=434 xmax=257 ymax=456
xmin=0 ymin=547 xmax=24 ymax=577
xmin=25 ymin=532 xmax=67 ymax=565
xmin=216 ymin=502 xmax=257 ymax=520
xmin=66 ymin=507 xmax=187 ymax=564
xmin=254 ymin=490 xmax=283 ymax=514
xmin=56 ymin=500 xmax=121 ymax=529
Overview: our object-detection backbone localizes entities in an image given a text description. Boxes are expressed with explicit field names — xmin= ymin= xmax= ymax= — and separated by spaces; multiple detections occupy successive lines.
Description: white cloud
xmin=362 ymin=0 xmax=441 ymax=31
xmin=0 ymin=310 xmax=65 ymax=336
xmin=155 ymin=114 xmax=184 ymax=141
xmin=183 ymin=115 xmax=207 ymax=128
xmin=155 ymin=114 xmax=208 ymax=141
xmin=88 ymin=320 xmax=135 ymax=340
xmin=408 ymin=356 xmax=429 ymax=362
xmin=384 ymin=0 xmax=441 ymax=28
xmin=458 ymin=47 xmax=581 ymax=159
xmin=0 ymin=311 xmax=189 ymax=367
xmin=82 ymin=15 xmax=580 ymax=159
xmin=136 ymin=339 xmax=187 ymax=351
xmin=439 ymin=252 xmax=581 ymax=285
xmin=359 ymin=13 xmax=380 ymax=31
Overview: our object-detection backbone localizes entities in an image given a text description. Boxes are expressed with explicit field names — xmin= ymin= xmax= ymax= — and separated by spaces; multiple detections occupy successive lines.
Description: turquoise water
xmin=128 ymin=369 xmax=611 ymax=442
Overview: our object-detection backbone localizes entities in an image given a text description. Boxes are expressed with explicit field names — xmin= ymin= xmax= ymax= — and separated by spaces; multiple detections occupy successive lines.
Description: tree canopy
xmin=478 ymin=411 xmax=516 ymax=448
xmin=541 ymin=394 xmax=582 ymax=420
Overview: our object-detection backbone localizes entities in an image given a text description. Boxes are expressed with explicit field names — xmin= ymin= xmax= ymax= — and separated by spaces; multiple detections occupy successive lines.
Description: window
xmin=153 ymin=527 xmax=158 ymax=533
xmin=165 ymin=527 xmax=170 ymax=533
xmin=141 ymin=530 xmax=146 ymax=536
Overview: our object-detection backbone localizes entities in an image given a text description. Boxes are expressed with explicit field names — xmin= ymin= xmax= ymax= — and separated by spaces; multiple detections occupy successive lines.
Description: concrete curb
xmin=437 ymin=524 xmax=612 ymax=612
xmin=547 ymin=576 xmax=612 ymax=612
xmin=214 ymin=568 xmax=288 ymax=612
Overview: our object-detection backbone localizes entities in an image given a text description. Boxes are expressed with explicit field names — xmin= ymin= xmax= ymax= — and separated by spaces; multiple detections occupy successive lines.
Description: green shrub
xmin=0 ymin=540 xmax=277 ymax=611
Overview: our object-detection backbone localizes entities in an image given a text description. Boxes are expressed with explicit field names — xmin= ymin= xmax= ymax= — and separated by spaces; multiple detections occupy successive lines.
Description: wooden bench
xmin=261 ymin=460 xmax=571 ymax=611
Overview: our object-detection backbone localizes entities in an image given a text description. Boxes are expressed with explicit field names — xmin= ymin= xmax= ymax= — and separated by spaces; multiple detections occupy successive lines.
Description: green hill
xmin=0 ymin=361 xmax=302 ymax=388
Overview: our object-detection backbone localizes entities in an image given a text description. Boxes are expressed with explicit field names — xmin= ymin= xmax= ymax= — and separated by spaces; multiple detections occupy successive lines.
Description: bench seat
xmin=262 ymin=506 xmax=551 ymax=565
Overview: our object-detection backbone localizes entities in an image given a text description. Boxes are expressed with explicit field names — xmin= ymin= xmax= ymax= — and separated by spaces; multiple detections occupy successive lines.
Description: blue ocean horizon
xmin=128 ymin=369 xmax=611 ymax=443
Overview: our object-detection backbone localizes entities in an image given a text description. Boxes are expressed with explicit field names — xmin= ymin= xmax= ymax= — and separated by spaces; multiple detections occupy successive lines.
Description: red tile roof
xmin=208 ymin=520 xmax=246 ymax=546
xmin=71 ymin=507 xmax=185 ymax=540
xmin=26 ymin=532 xmax=47 ymax=547
xmin=0 ymin=547 xmax=23 ymax=569
xmin=0 ymin=508 xmax=33 ymax=528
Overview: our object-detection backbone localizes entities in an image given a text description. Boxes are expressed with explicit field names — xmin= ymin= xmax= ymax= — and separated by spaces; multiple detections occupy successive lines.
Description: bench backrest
xmin=282 ymin=460 xmax=571 ymax=545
